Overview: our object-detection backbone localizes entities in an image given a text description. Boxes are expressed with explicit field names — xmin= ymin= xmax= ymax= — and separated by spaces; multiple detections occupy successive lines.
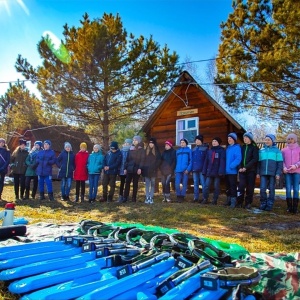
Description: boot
xmin=259 ymin=200 xmax=267 ymax=210
xmin=212 ymin=199 xmax=217 ymax=205
xmin=292 ymin=198 xmax=299 ymax=213
xmin=286 ymin=198 xmax=292 ymax=212
xmin=81 ymin=194 xmax=85 ymax=202
xmin=265 ymin=199 xmax=274 ymax=211
xmin=122 ymin=197 xmax=127 ymax=203
xmin=39 ymin=192 xmax=45 ymax=200
xmin=118 ymin=195 xmax=123 ymax=203
xmin=75 ymin=195 xmax=79 ymax=202
xmin=230 ymin=197 xmax=237 ymax=208
xmin=224 ymin=196 xmax=231 ymax=206
xmin=107 ymin=195 xmax=113 ymax=203
xmin=235 ymin=195 xmax=244 ymax=208
xmin=48 ymin=192 xmax=55 ymax=201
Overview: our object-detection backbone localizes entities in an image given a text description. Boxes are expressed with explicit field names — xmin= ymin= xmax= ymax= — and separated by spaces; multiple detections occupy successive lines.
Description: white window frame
xmin=176 ymin=117 xmax=199 ymax=146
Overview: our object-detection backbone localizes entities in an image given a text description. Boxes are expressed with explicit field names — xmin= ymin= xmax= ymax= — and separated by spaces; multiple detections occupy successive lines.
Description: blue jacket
xmin=226 ymin=144 xmax=242 ymax=175
xmin=36 ymin=149 xmax=57 ymax=177
xmin=0 ymin=147 xmax=10 ymax=174
xmin=202 ymin=145 xmax=226 ymax=177
xmin=192 ymin=145 xmax=208 ymax=172
xmin=57 ymin=150 xmax=75 ymax=179
xmin=258 ymin=145 xmax=283 ymax=176
xmin=103 ymin=149 xmax=122 ymax=175
xmin=87 ymin=151 xmax=104 ymax=174
xmin=175 ymin=147 xmax=192 ymax=173
xmin=25 ymin=149 xmax=40 ymax=176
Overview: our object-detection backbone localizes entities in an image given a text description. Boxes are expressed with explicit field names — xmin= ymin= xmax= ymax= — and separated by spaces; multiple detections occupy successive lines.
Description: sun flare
xmin=0 ymin=0 xmax=29 ymax=16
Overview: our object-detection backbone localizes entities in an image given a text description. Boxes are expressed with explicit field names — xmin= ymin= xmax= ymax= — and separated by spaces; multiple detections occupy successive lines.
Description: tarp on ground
xmin=0 ymin=222 xmax=299 ymax=300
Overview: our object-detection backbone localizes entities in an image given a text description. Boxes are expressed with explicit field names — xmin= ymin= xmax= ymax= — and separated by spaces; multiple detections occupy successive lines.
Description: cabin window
xmin=176 ymin=117 xmax=199 ymax=145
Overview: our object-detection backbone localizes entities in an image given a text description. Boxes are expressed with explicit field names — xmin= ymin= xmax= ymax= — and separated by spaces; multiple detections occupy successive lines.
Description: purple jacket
xmin=281 ymin=143 xmax=300 ymax=174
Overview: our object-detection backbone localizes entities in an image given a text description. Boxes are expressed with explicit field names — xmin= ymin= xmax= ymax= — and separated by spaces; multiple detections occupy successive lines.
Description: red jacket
xmin=74 ymin=151 xmax=89 ymax=180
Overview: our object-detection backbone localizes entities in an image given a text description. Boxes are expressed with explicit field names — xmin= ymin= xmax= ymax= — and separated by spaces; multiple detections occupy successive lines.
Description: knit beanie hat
xmin=180 ymin=138 xmax=188 ymax=145
xmin=194 ymin=134 xmax=204 ymax=143
xmin=133 ymin=135 xmax=142 ymax=143
xmin=149 ymin=137 xmax=157 ymax=145
xmin=110 ymin=141 xmax=119 ymax=150
xmin=19 ymin=139 xmax=27 ymax=146
xmin=94 ymin=144 xmax=101 ymax=151
xmin=64 ymin=142 xmax=72 ymax=150
xmin=80 ymin=142 xmax=87 ymax=149
xmin=0 ymin=138 xmax=6 ymax=144
xmin=34 ymin=141 xmax=43 ymax=148
xmin=165 ymin=140 xmax=173 ymax=147
xmin=265 ymin=134 xmax=276 ymax=144
xmin=213 ymin=137 xmax=222 ymax=145
xmin=228 ymin=132 xmax=237 ymax=142
xmin=124 ymin=138 xmax=132 ymax=144
xmin=286 ymin=133 xmax=298 ymax=142
xmin=243 ymin=132 xmax=254 ymax=142
xmin=44 ymin=140 xmax=51 ymax=146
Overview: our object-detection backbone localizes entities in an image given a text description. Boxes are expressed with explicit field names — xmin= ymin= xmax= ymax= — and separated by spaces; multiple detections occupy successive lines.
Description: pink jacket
xmin=281 ymin=143 xmax=300 ymax=174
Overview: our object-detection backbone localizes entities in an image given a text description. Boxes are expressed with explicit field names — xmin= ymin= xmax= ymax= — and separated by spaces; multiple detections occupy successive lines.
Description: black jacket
xmin=125 ymin=143 xmax=145 ymax=174
xmin=239 ymin=143 xmax=259 ymax=172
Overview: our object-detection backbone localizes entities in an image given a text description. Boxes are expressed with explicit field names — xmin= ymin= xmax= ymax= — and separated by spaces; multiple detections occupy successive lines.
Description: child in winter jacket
xmin=57 ymin=142 xmax=75 ymax=201
xmin=257 ymin=134 xmax=283 ymax=211
xmin=87 ymin=144 xmax=104 ymax=203
xmin=192 ymin=134 xmax=208 ymax=202
xmin=175 ymin=138 xmax=192 ymax=202
xmin=281 ymin=133 xmax=300 ymax=213
xmin=202 ymin=137 xmax=226 ymax=204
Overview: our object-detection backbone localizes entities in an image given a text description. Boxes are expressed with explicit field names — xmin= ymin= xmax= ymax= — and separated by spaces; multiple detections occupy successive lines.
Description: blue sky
xmin=0 ymin=0 xmax=233 ymax=95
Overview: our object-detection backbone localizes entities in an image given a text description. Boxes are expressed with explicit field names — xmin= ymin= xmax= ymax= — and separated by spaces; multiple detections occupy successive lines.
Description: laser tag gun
xmin=82 ymin=242 xmax=127 ymax=252
xmin=156 ymin=259 xmax=211 ymax=296
xmin=117 ymin=251 xmax=170 ymax=279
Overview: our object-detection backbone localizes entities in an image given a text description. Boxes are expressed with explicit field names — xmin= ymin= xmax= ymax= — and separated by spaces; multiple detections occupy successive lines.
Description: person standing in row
xmin=202 ymin=137 xmax=226 ymax=204
xmin=237 ymin=132 xmax=259 ymax=209
xmin=36 ymin=140 xmax=57 ymax=201
xmin=0 ymin=138 xmax=10 ymax=201
xmin=123 ymin=135 xmax=145 ymax=203
xmin=160 ymin=140 xmax=176 ymax=203
xmin=192 ymin=135 xmax=208 ymax=203
xmin=57 ymin=142 xmax=75 ymax=201
xmin=118 ymin=138 xmax=132 ymax=203
xmin=143 ymin=137 xmax=161 ymax=204
xmin=87 ymin=144 xmax=103 ymax=203
xmin=102 ymin=141 xmax=122 ymax=202
xmin=175 ymin=138 xmax=192 ymax=203
xmin=257 ymin=134 xmax=283 ymax=211
xmin=74 ymin=142 xmax=89 ymax=202
xmin=10 ymin=139 xmax=28 ymax=200
xmin=281 ymin=133 xmax=300 ymax=213
xmin=24 ymin=141 xmax=42 ymax=200
xmin=225 ymin=133 xmax=242 ymax=208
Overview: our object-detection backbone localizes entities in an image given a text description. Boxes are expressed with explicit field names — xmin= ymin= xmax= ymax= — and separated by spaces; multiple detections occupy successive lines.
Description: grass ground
xmin=1 ymin=180 xmax=299 ymax=254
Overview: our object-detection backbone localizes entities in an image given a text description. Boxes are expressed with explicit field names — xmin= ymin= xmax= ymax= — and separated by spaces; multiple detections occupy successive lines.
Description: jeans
xmin=0 ymin=172 xmax=5 ymax=195
xmin=175 ymin=172 xmax=189 ymax=197
xmin=161 ymin=174 xmax=172 ymax=195
xmin=193 ymin=171 xmax=205 ymax=200
xmin=203 ymin=176 xmax=220 ymax=201
xmin=145 ymin=177 xmax=156 ymax=198
xmin=88 ymin=174 xmax=100 ymax=200
xmin=38 ymin=175 xmax=53 ymax=193
xmin=75 ymin=180 xmax=86 ymax=197
xmin=119 ymin=175 xmax=126 ymax=196
xmin=285 ymin=173 xmax=300 ymax=199
xmin=25 ymin=176 xmax=38 ymax=198
xmin=225 ymin=174 xmax=238 ymax=197
xmin=61 ymin=177 xmax=72 ymax=196
xmin=260 ymin=175 xmax=275 ymax=203
xmin=237 ymin=171 xmax=256 ymax=204
xmin=102 ymin=174 xmax=117 ymax=197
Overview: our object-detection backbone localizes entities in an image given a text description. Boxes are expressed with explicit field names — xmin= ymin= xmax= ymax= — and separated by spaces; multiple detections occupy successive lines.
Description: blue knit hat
xmin=34 ymin=141 xmax=43 ymax=148
xmin=243 ymin=132 xmax=254 ymax=142
xmin=265 ymin=134 xmax=276 ymax=144
xmin=64 ymin=142 xmax=72 ymax=150
xmin=133 ymin=136 xmax=142 ymax=143
xmin=228 ymin=132 xmax=237 ymax=142
xmin=44 ymin=140 xmax=51 ymax=146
